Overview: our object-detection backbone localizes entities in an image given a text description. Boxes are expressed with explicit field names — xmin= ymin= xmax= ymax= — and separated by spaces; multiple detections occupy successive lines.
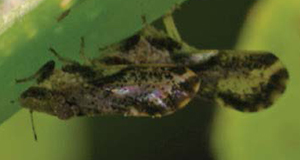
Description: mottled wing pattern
xmin=87 ymin=65 xmax=200 ymax=117
xmin=186 ymin=50 xmax=289 ymax=112
xmin=20 ymin=65 xmax=200 ymax=119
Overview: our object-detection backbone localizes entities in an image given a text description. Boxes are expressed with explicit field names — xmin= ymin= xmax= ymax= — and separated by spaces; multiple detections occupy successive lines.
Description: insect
xmin=17 ymin=13 xmax=289 ymax=121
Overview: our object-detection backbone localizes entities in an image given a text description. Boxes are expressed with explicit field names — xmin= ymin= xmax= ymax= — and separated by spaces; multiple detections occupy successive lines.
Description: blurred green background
xmin=0 ymin=0 xmax=299 ymax=160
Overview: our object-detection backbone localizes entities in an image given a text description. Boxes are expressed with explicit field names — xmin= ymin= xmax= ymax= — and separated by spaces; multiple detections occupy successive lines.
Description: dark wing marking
xmin=145 ymin=36 xmax=182 ymax=52
xmin=186 ymin=50 xmax=289 ymax=112
xmin=61 ymin=63 xmax=97 ymax=79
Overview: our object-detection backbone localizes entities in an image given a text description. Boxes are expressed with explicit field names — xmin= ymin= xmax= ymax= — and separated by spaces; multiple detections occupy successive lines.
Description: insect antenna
xmin=29 ymin=110 xmax=38 ymax=141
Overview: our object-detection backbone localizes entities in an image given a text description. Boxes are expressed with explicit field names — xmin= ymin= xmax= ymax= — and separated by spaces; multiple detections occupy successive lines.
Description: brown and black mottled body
xmin=19 ymin=21 xmax=289 ymax=119
xmin=20 ymin=64 xmax=199 ymax=119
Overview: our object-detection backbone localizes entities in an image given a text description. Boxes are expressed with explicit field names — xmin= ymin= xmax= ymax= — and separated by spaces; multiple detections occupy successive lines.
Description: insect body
xmin=18 ymin=14 xmax=289 ymax=120
xmin=20 ymin=64 xmax=200 ymax=119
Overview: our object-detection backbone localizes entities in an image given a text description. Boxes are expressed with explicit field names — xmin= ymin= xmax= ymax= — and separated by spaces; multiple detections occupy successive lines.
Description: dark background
xmin=87 ymin=0 xmax=257 ymax=159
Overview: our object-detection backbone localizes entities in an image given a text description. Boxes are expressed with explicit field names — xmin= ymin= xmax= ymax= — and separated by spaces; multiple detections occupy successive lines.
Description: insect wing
xmin=185 ymin=50 xmax=289 ymax=112
xmin=88 ymin=65 xmax=200 ymax=117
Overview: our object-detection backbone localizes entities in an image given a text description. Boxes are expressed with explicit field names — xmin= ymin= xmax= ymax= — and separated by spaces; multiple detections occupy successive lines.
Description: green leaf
xmin=212 ymin=0 xmax=300 ymax=159
xmin=0 ymin=0 xmax=187 ymax=125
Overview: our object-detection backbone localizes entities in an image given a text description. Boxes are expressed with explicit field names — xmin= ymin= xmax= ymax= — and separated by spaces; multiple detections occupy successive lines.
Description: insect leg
xmin=162 ymin=12 xmax=198 ymax=53
xmin=29 ymin=110 xmax=38 ymax=141
xmin=162 ymin=11 xmax=182 ymax=43
xmin=79 ymin=37 xmax=92 ymax=65
xmin=139 ymin=15 xmax=160 ymax=36
xmin=16 ymin=60 xmax=55 ymax=84
xmin=49 ymin=47 xmax=76 ymax=64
